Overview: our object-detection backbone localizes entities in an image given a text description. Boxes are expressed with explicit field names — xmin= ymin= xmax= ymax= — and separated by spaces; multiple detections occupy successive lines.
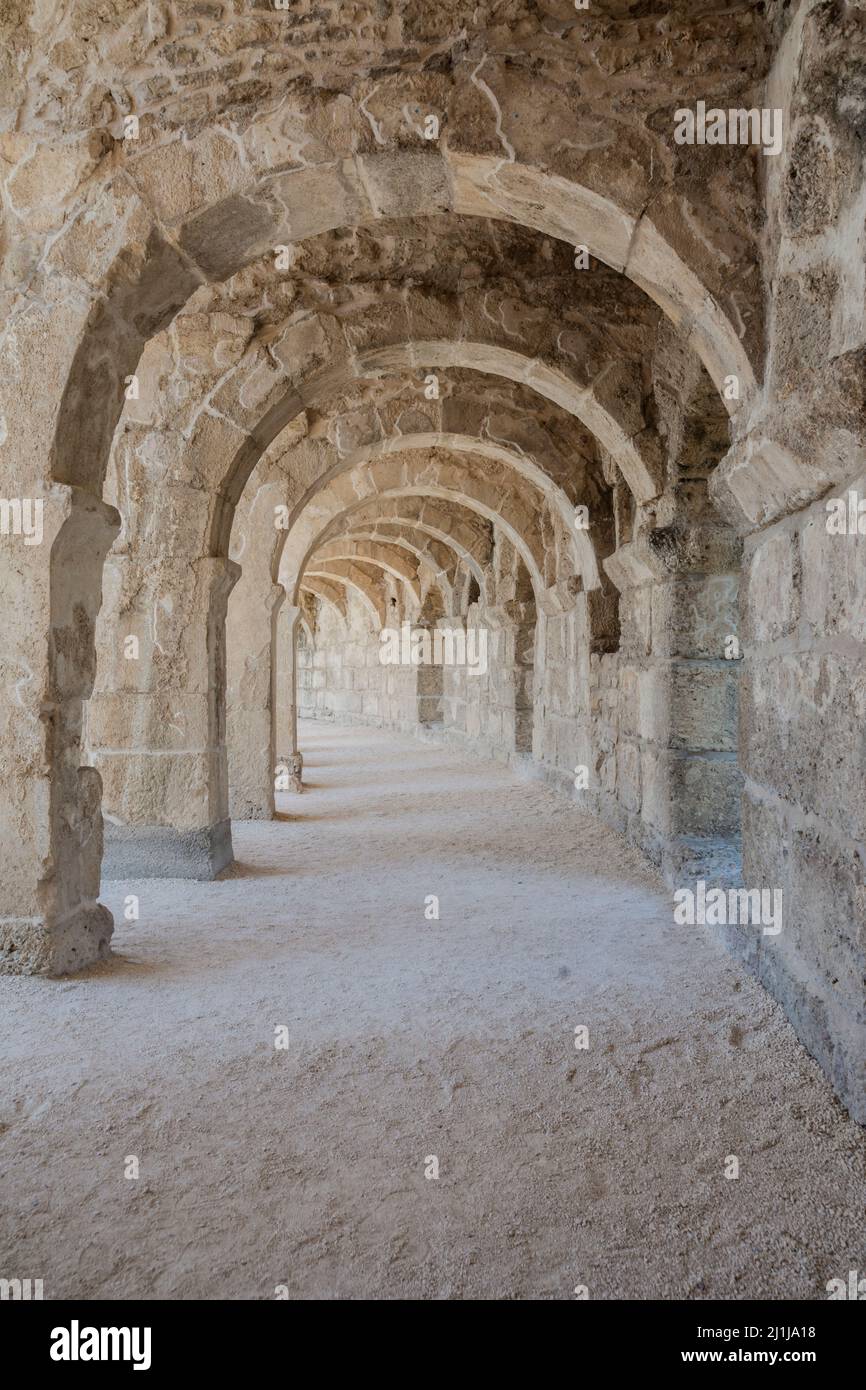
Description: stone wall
xmin=298 ymin=589 xmax=420 ymax=733
xmin=739 ymin=478 xmax=866 ymax=1122
xmin=710 ymin=0 xmax=866 ymax=1123
xmin=531 ymin=563 xmax=742 ymax=873
xmin=440 ymin=607 xmax=535 ymax=764
xmin=295 ymin=572 xmax=538 ymax=764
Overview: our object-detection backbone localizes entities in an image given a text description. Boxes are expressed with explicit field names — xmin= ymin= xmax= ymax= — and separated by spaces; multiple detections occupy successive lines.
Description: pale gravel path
xmin=1 ymin=721 xmax=863 ymax=1300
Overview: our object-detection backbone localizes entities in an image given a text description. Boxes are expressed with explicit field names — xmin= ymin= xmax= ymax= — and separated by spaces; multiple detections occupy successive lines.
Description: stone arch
xmin=301 ymin=562 xmax=387 ymax=629
xmin=42 ymin=146 xmax=752 ymax=513
xmin=89 ymin=308 xmax=638 ymax=860
xmin=331 ymin=529 xmax=458 ymax=612
xmin=45 ymin=193 xmax=739 ymax=911
xmin=310 ymin=539 xmax=424 ymax=599
xmin=10 ymin=122 xmax=763 ymax=967
xmin=208 ymin=336 xmax=660 ymax=559
xmin=125 ymin=142 xmax=759 ymax=408
xmin=275 ymin=427 xmax=603 ymax=593
xmin=282 ymin=466 xmax=565 ymax=615
xmin=282 ymin=471 xmax=557 ymax=773
xmin=321 ymin=498 xmax=494 ymax=601
xmin=300 ymin=577 xmax=348 ymax=620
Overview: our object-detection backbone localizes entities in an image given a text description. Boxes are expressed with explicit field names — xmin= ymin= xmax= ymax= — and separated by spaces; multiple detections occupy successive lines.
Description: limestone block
xmin=743 ymin=529 xmax=801 ymax=646
xmin=800 ymin=498 xmax=866 ymax=645
xmin=741 ymin=653 xmax=866 ymax=842
xmin=639 ymin=663 xmax=738 ymax=752
xmin=651 ymin=574 xmax=739 ymax=659
xmin=641 ymin=747 xmax=741 ymax=836
xmin=616 ymin=739 xmax=641 ymax=813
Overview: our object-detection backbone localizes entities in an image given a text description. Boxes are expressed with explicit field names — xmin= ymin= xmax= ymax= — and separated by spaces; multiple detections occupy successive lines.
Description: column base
xmin=278 ymin=752 xmax=304 ymax=794
xmin=660 ymin=833 xmax=743 ymax=889
xmin=0 ymin=902 xmax=114 ymax=976
xmin=102 ymin=820 xmax=233 ymax=880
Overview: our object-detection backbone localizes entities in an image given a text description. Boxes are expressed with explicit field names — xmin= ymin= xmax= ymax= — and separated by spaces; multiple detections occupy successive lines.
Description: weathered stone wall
xmin=533 ymin=604 xmax=592 ymax=791
xmin=710 ymin=0 xmax=866 ymax=1123
xmin=739 ymin=478 xmax=866 ymax=1122
xmin=440 ymin=609 xmax=533 ymax=763
xmin=298 ymin=588 xmax=420 ymax=732
xmin=532 ymin=564 xmax=741 ymax=871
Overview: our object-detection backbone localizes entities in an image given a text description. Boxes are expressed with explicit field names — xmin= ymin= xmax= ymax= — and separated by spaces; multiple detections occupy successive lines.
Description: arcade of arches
xmin=1 ymin=0 xmax=865 ymax=1299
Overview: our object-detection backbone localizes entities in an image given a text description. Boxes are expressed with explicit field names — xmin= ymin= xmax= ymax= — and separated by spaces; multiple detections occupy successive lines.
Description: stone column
xmin=604 ymin=523 xmax=742 ymax=881
xmin=86 ymin=555 xmax=240 ymax=879
xmin=275 ymin=603 xmax=303 ymax=792
xmin=472 ymin=604 xmax=536 ymax=760
xmin=227 ymin=581 xmax=285 ymax=819
xmin=0 ymin=485 xmax=119 ymax=974
xmin=416 ymin=619 xmax=444 ymax=726
xmin=506 ymin=602 xmax=537 ymax=756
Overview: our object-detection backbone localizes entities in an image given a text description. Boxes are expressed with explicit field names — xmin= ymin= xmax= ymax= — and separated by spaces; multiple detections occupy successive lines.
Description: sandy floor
xmin=1 ymin=721 xmax=864 ymax=1300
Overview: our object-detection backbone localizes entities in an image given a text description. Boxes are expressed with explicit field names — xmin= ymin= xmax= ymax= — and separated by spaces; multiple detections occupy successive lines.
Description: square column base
xmin=0 ymin=902 xmax=114 ymax=976
xmin=102 ymin=820 xmax=233 ymax=880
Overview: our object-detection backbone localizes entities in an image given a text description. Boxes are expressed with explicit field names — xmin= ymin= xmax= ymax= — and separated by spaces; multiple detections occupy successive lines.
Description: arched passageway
xmin=1 ymin=0 xmax=864 ymax=1306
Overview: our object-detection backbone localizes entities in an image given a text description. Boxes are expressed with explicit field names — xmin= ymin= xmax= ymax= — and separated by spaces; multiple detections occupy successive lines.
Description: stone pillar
xmin=227 ymin=581 xmax=284 ymax=819
xmin=416 ymin=620 xmax=444 ymax=726
xmin=440 ymin=612 xmax=466 ymax=738
xmin=275 ymin=604 xmax=303 ymax=792
xmin=86 ymin=555 xmax=240 ymax=879
xmin=477 ymin=604 xmax=536 ymax=759
xmin=440 ymin=604 xmax=537 ymax=761
xmin=0 ymin=485 xmax=119 ymax=975
xmin=507 ymin=602 xmax=537 ymax=755
xmin=533 ymin=582 xmax=616 ymax=799
xmin=604 ymin=523 xmax=742 ymax=881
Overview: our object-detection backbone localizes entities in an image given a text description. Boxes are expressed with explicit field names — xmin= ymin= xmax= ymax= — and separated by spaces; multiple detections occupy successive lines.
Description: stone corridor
xmin=1 ymin=723 xmax=863 ymax=1300
xmin=1 ymin=0 xmax=865 ymax=1306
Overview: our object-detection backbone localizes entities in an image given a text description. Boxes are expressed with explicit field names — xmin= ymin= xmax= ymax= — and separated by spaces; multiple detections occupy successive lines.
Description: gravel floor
xmin=1 ymin=721 xmax=863 ymax=1300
